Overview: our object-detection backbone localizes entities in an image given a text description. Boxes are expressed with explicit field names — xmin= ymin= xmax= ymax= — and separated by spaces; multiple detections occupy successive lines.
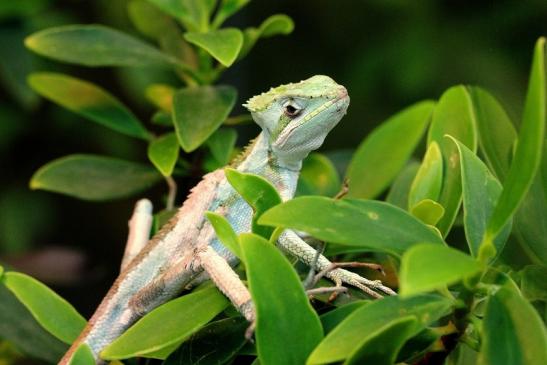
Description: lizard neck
xmin=236 ymin=132 xmax=302 ymax=200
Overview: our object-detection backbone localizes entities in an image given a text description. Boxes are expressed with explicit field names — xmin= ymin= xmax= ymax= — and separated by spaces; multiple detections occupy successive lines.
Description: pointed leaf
xmin=28 ymin=72 xmax=150 ymax=140
xmin=450 ymin=136 xmax=510 ymax=257
xmin=146 ymin=0 xmax=214 ymax=32
xmin=225 ymin=168 xmax=282 ymax=238
xmin=205 ymin=212 xmax=241 ymax=259
xmin=296 ymin=153 xmax=341 ymax=197
xmin=185 ymin=28 xmax=243 ymax=67
xmin=427 ymin=86 xmax=477 ymax=236
xmin=307 ymin=294 xmax=453 ymax=364
xmin=410 ymin=199 xmax=444 ymax=226
xmin=238 ymin=14 xmax=294 ymax=59
xmin=240 ymin=233 xmax=323 ymax=365
xmin=259 ymin=197 xmax=445 ymax=257
xmin=386 ymin=161 xmax=420 ymax=209
xmin=486 ymin=37 xmax=545 ymax=242
xmin=101 ymin=286 xmax=229 ymax=360
xmin=69 ymin=344 xmax=95 ymax=365
xmin=2 ymin=271 xmax=86 ymax=344
xmin=346 ymin=101 xmax=434 ymax=199
xmin=30 ymin=154 xmax=161 ymax=201
xmin=468 ymin=87 xmax=517 ymax=181
xmin=173 ymin=85 xmax=237 ymax=152
xmin=207 ymin=128 xmax=237 ymax=165
xmin=212 ymin=0 xmax=250 ymax=28
xmin=480 ymin=285 xmax=547 ymax=365
xmin=320 ymin=301 xmax=368 ymax=334
xmin=148 ymin=133 xmax=179 ymax=176
xmin=25 ymin=25 xmax=180 ymax=67
xmin=408 ymin=141 xmax=443 ymax=209
xmin=399 ymin=244 xmax=482 ymax=297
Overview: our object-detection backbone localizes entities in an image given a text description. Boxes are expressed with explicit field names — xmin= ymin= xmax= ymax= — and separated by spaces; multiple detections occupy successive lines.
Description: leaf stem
xmin=165 ymin=176 xmax=177 ymax=211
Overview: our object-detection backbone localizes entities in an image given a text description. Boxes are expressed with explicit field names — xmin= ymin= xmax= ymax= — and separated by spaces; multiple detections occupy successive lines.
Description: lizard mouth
xmin=275 ymin=91 xmax=349 ymax=147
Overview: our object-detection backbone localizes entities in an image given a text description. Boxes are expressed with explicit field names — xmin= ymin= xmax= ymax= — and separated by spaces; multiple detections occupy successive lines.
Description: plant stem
xmin=165 ymin=176 xmax=177 ymax=211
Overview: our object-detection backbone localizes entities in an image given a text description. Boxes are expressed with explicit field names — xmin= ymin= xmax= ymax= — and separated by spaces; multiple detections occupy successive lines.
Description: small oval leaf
xmin=296 ymin=153 xmax=341 ymax=197
xmin=185 ymin=28 xmax=243 ymax=67
xmin=205 ymin=212 xmax=241 ymax=259
xmin=30 ymin=154 xmax=162 ymax=201
xmin=148 ymin=133 xmax=179 ymax=177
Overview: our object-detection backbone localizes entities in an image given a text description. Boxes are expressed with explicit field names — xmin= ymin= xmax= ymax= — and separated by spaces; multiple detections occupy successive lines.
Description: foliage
xmin=0 ymin=1 xmax=545 ymax=365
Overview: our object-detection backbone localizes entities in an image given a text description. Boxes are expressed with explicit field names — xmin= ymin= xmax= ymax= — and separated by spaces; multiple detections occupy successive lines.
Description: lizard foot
xmin=320 ymin=264 xmax=396 ymax=299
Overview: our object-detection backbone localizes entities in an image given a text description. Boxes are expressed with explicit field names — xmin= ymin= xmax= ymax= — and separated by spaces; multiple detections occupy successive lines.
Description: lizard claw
xmin=325 ymin=268 xmax=396 ymax=298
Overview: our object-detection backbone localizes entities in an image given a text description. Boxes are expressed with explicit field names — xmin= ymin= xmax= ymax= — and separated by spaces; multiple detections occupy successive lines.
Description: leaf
xmin=69 ymin=344 xmax=95 ymax=365
xmin=146 ymin=83 xmax=175 ymax=112
xmin=520 ymin=265 xmax=547 ymax=302
xmin=410 ymin=199 xmax=444 ymax=226
xmin=30 ymin=154 xmax=162 ymax=201
xmin=1 ymin=271 xmax=86 ymax=344
xmin=164 ymin=317 xmax=248 ymax=365
xmin=345 ymin=316 xmax=418 ymax=365
xmin=259 ymin=197 xmax=444 ymax=257
xmin=128 ymin=0 xmax=177 ymax=40
xmin=173 ymin=85 xmax=237 ymax=152
xmin=212 ymin=0 xmax=250 ymax=28
xmin=28 ymin=72 xmax=150 ymax=140
xmin=346 ymin=101 xmax=435 ymax=199
xmin=427 ymin=86 xmax=477 ymax=236
xmin=296 ymin=153 xmax=341 ymax=197
xmin=148 ymin=133 xmax=179 ymax=176
xmin=146 ymin=0 xmax=214 ymax=32
xmin=205 ymin=212 xmax=241 ymax=259
xmin=320 ymin=301 xmax=368 ymax=334
xmin=185 ymin=28 xmax=243 ymax=67
xmin=468 ymin=87 xmax=517 ymax=181
xmin=480 ymin=285 xmax=547 ymax=365
xmin=207 ymin=128 xmax=237 ymax=165
xmin=25 ymin=25 xmax=180 ymax=67
xmin=101 ymin=286 xmax=229 ymax=360
xmin=450 ymin=136 xmax=510 ymax=258
xmin=238 ymin=14 xmax=294 ymax=59
xmin=307 ymin=294 xmax=452 ymax=364
xmin=399 ymin=244 xmax=482 ymax=297
xmin=240 ymin=233 xmax=323 ymax=365
xmin=225 ymin=168 xmax=282 ymax=238
xmin=386 ymin=161 xmax=420 ymax=209
xmin=408 ymin=141 xmax=443 ymax=209
xmin=0 ymin=285 xmax=67 ymax=363
xmin=486 ymin=37 xmax=546 ymax=242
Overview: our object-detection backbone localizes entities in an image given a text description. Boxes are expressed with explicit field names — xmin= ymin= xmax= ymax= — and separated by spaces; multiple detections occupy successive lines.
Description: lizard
xmin=60 ymin=75 xmax=395 ymax=364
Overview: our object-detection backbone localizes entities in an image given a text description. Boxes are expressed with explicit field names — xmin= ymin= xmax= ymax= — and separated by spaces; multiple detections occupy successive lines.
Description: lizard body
xmin=60 ymin=75 xmax=393 ymax=364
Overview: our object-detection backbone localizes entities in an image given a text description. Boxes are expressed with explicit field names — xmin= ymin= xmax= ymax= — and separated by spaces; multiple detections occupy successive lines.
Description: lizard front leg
xmin=120 ymin=199 xmax=153 ymax=271
xmin=277 ymin=230 xmax=396 ymax=297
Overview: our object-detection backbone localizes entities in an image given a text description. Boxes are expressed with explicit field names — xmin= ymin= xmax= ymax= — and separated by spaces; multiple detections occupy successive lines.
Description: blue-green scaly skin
xmin=60 ymin=75 xmax=350 ymax=364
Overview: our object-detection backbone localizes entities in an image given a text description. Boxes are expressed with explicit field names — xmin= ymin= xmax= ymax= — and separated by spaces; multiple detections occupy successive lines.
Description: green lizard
xmin=60 ymin=75 xmax=395 ymax=364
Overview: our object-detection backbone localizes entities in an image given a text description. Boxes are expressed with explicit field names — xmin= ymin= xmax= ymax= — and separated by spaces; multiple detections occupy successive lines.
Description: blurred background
xmin=0 ymin=0 xmax=546 ymax=319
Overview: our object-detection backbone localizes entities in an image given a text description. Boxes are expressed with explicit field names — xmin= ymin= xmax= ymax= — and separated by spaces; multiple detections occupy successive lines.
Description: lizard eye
xmin=283 ymin=101 xmax=301 ymax=117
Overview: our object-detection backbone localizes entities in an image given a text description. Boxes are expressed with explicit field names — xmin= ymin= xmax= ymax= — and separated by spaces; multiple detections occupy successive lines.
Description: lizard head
xmin=244 ymin=75 xmax=349 ymax=163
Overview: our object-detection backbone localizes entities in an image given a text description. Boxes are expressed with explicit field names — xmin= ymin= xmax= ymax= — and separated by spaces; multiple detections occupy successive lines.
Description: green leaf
xmin=320 ymin=301 xmax=368 ymax=334
xmin=296 ymin=153 xmax=341 ymax=196
xmin=238 ymin=14 xmax=294 ymax=59
xmin=146 ymin=83 xmax=175 ymax=112
xmin=346 ymin=101 xmax=435 ymax=199
xmin=486 ymin=37 xmax=546 ymax=242
xmin=480 ymin=285 xmax=547 ymax=365
xmin=146 ymin=0 xmax=214 ymax=32
xmin=30 ymin=154 xmax=162 ymax=201
xmin=259 ymin=197 xmax=444 ymax=257
xmin=399 ymin=244 xmax=482 ymax=297
xmin=225 ymin=168 xmax=282 ymax=238
xmin=164 ymin=317 xmax=248 ymax=365
xmin=1 ymin=271 xmax=86 ymax=344
xmin=185 ymin=28 xmax=243 ymax=67
xmin=240 ymin=233 xmax=323 ymax=365
xmin=207 ymin=128 xmax=237 ymax=165
xmin=408 ymin=141 xmax=443 ymax=209
xmin=173 ymin=85 xmax=237 ymax=152
xmin=128 ymin=0 xmax=177 ymax=40
xmin=409 ymin=199 xmax=444 ymax=226
xmin=427 ymin=86 xmax=477 ymax=236
xmin=205 ymin=212 xmax=241 ymax=259
xmin=0 ymin=285 xmax=67 ymax=362
xmin=69 ymin=344 xmax=95 ymax=365
xmin=148 ymin=133 xmax=179 ymax=177
xmin=520 ymin=265 xmax=547 ymax=302
xmin=386 ymin=161 xmax=420 ymax=209
xmin=101 ymin=286 xmax=229 ymax=360
xmin=307 ymin=294 xmax=452 ymax=364
xmin=450 ymin=136 xmax=510 ymax=258
xmin=468 ymin=87 xmax=517 ymax=181
xmin=28 ymin=72 xmax=150 ymax=140
xmin=25 ymin=25 xmax=180 ymax=67
xmin=212 ymin=0 xmax=250 ymax=28
xmin=345 ymin=316 xmax=418 ymax=365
